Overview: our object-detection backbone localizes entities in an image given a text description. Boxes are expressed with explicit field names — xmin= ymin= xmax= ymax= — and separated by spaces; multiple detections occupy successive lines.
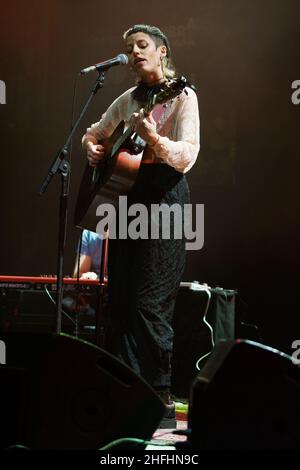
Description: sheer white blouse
xmin=84 ymin=85 xmax=200 ymax=174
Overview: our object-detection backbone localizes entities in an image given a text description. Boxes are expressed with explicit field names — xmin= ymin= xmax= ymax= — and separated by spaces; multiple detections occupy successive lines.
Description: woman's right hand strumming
xmin=86 ymin=141 xmax=105 ymax=167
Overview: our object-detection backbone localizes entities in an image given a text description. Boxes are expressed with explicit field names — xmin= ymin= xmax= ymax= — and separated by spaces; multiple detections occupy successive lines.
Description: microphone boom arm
xmin=80 ymin=53 xmax=128 ymax=75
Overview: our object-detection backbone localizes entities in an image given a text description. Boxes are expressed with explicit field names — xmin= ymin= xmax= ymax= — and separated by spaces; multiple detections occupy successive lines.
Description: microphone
xmin=80 ymin=53 xmax=128 ymax=75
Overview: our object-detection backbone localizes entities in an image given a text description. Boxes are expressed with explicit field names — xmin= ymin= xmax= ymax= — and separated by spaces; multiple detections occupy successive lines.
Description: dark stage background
xmin=0 ymin=0 xmax=299 ymax=353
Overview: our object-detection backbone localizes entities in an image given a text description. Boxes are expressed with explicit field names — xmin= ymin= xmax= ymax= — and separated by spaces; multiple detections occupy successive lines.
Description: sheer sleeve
xmin=151 ymin=88 xmax=200 ymax=173
xmin=82 ymin=88 xmax=136 ymax=142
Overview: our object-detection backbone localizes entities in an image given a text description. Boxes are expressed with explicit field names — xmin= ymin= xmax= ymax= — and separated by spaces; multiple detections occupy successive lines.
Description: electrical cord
xmin=194 ymin=286 xmax=214 ymax=371
xmin=76 ymin=229 xmax=83 ymax=283
xmin=44 ymin=286 xmax=76 ymax=326
xmin=68 ymin=72 xmax=81 ymax=167
xmin=99 ymin=437 xmax=175 ymax=450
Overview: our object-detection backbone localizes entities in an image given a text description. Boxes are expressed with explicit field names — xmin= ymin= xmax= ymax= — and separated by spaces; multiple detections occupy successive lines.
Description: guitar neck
xmin=111 ymin=82 xmax=179 ymax=157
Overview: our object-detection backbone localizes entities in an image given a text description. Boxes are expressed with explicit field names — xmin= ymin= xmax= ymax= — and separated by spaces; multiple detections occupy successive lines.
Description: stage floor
xmin=147 ymin=409 xmax=188 ymax=450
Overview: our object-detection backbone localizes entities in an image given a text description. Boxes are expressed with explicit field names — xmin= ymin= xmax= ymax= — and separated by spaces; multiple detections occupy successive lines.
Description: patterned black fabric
xmin=105 ymin=163 xmax=189 ymax=388
xmin=131 ymin=81 xmax=166 ymax=105
xmin=131 ymin=78 xmax=197 ymax=105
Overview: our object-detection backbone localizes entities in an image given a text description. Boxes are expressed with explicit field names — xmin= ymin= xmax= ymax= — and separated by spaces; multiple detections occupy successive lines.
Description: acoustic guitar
xmin=74 ymin=76 xmax=187 ymax=232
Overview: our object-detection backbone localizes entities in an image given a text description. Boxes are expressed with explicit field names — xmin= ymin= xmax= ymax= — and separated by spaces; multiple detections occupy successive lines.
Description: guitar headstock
xmin=150 ymin=76 xmax=188 ymax=108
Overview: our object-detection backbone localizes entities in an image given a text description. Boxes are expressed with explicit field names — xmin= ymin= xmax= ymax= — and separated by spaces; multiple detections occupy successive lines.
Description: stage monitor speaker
xmin=171 ymin=284 xmax=236 ymax=398
xmin=189 ymin=339 xmax=300 ymax=450
xmin=0 ymin=333 xmax=164 ymax=449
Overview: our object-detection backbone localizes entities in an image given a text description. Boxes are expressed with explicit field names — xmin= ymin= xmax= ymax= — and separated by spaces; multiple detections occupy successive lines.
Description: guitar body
xmin=74 ymin=121 xmax=143 ymax=231
xmin=74 ymin=76 xmax=188 ymax=232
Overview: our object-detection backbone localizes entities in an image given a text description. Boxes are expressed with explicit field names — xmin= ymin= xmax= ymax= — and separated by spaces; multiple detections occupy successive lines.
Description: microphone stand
xmin=95 ymin=232 xmax=109 ymax=347
xmin=39 ymin=71 xmax=106 ymax=334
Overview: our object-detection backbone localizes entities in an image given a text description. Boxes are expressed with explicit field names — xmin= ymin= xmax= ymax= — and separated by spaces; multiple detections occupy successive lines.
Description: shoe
xmin=156 ymin=390 xmax=177 ymax=429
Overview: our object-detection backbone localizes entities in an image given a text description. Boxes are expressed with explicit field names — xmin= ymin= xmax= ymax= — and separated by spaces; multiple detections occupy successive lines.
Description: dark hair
xmin=123 ymin=24 xmax=176 ymax=79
